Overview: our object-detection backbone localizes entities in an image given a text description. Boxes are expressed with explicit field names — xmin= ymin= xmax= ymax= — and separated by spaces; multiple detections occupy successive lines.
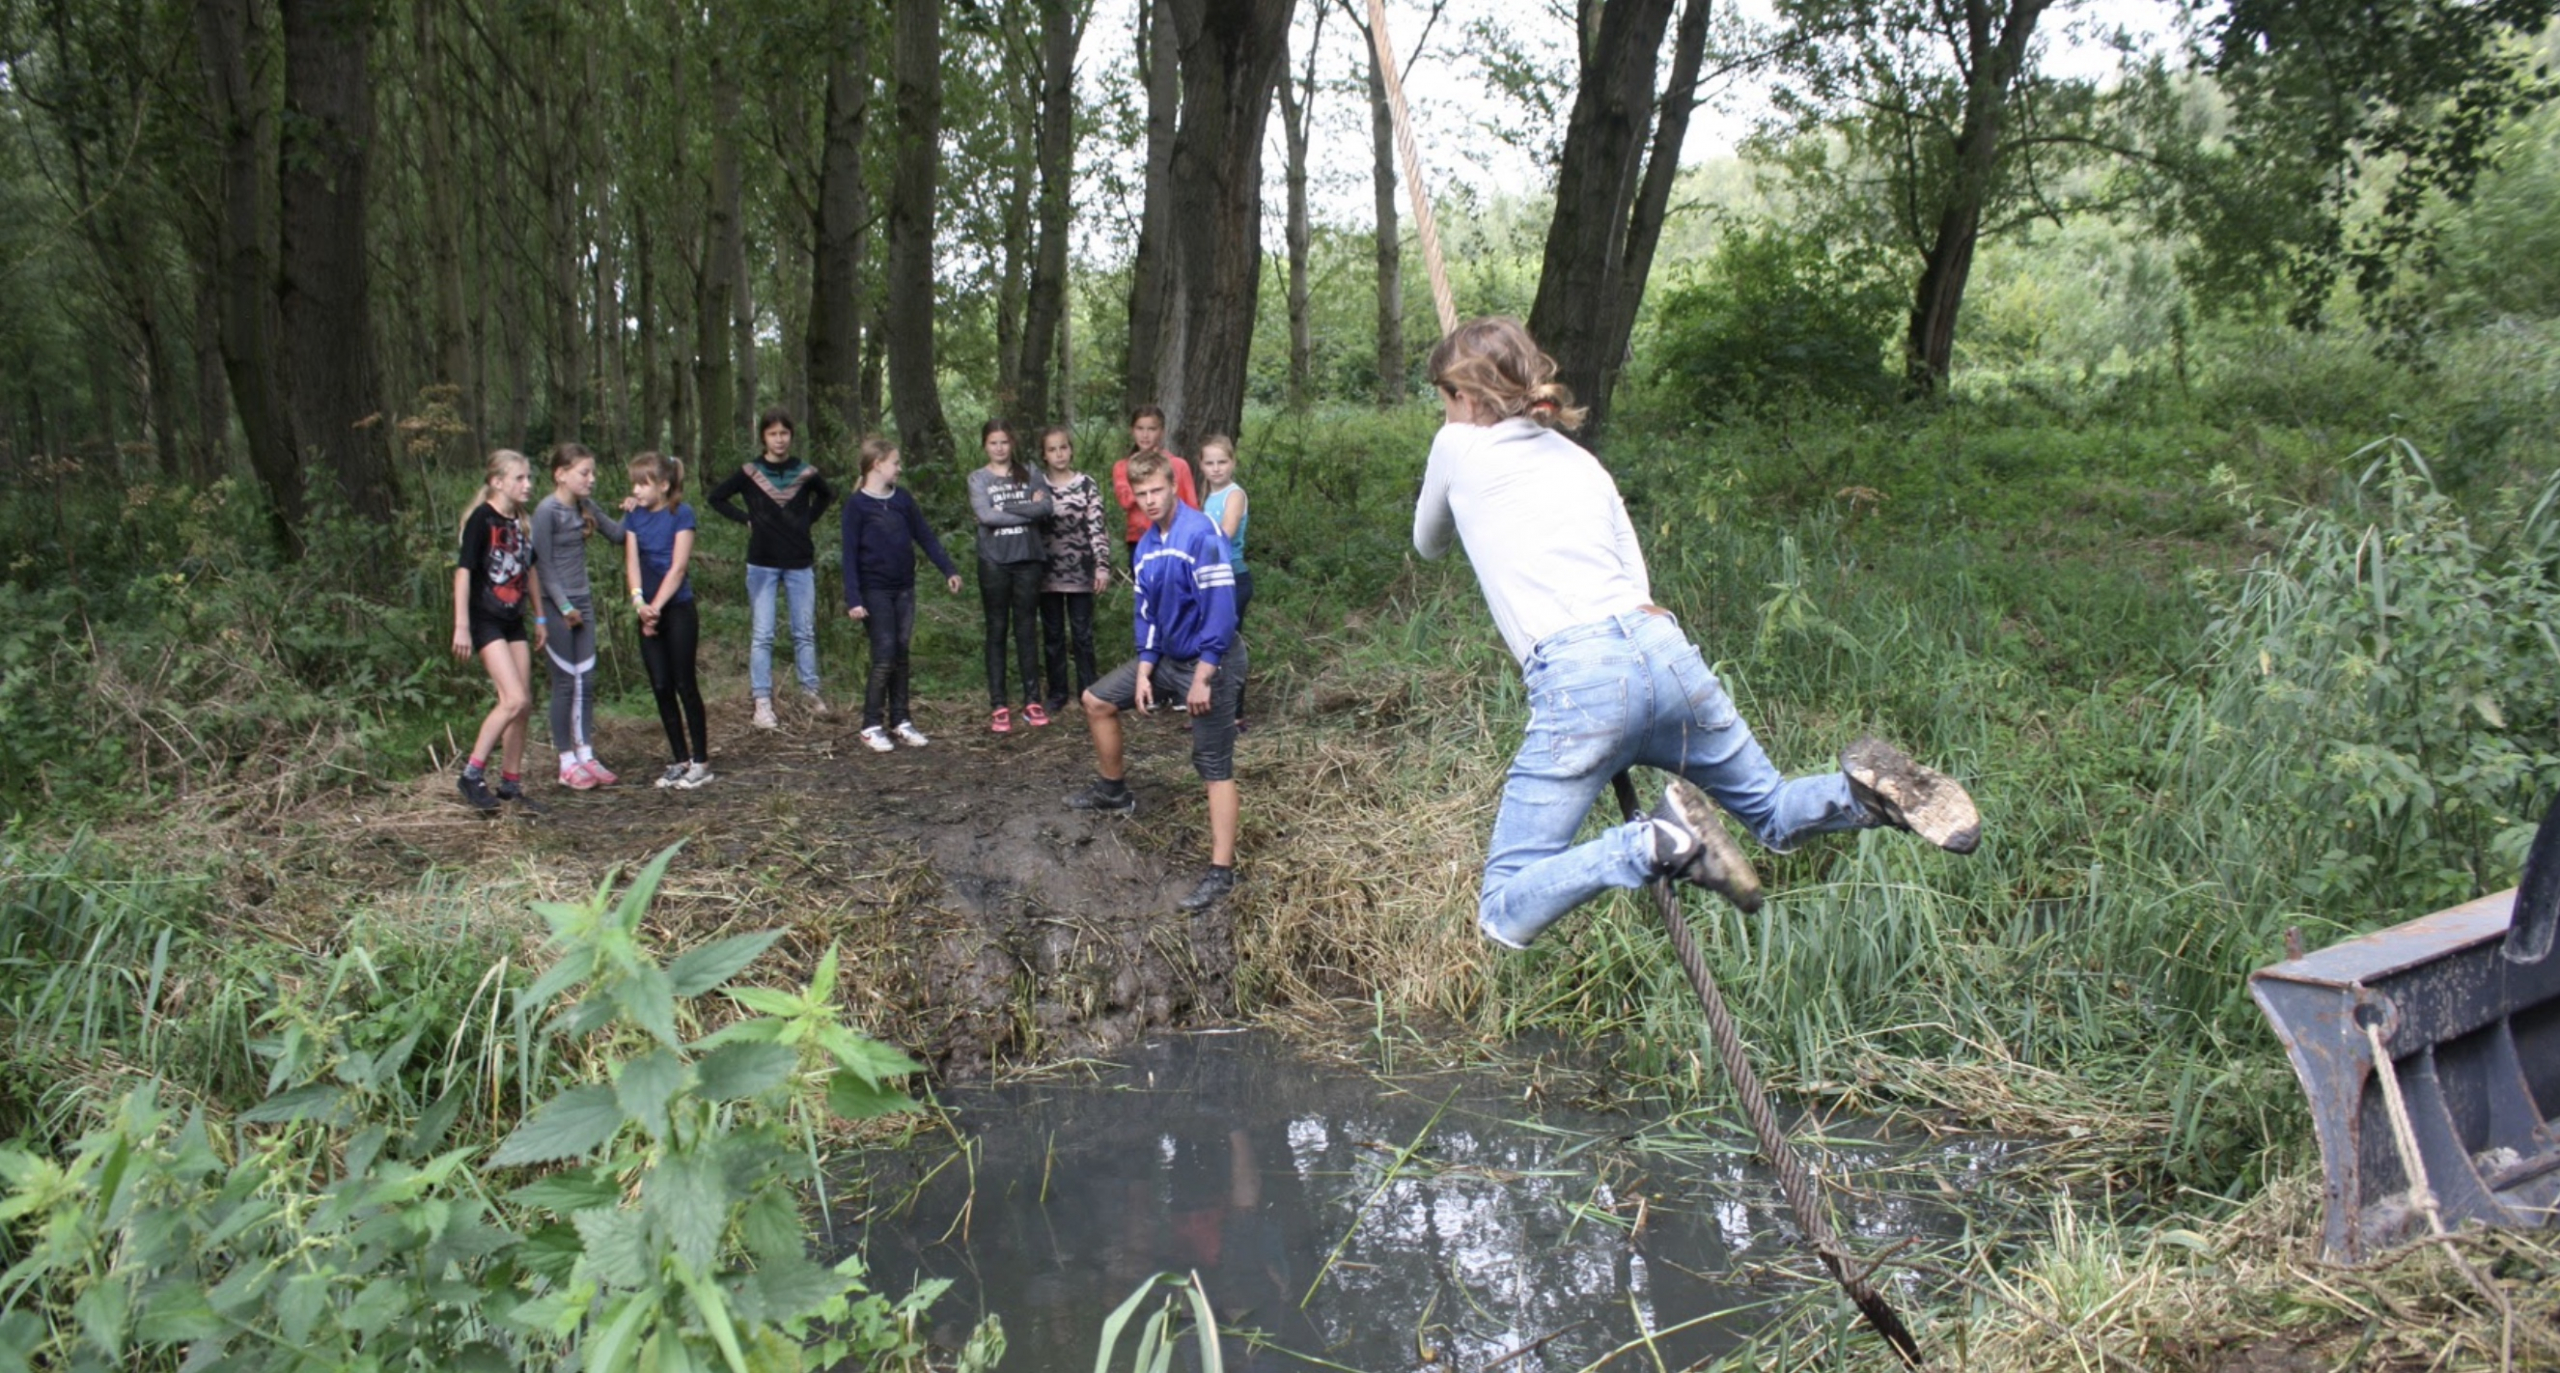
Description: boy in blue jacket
xmin=1067 ymin=450 xmax=1246 ymax=912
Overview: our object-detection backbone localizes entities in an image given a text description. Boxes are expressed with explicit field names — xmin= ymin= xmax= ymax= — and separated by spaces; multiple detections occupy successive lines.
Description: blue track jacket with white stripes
xmin=1132 ymin=502 xmax=1238 ymax=667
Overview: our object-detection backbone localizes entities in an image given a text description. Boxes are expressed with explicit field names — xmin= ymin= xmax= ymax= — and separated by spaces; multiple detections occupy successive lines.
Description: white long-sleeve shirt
xmin=1412 ymin=417 xmax=1653 ymax=665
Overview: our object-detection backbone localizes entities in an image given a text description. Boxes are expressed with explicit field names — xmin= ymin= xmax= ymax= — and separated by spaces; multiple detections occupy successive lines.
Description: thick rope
xmin=1615 ymin=773 xmax=1925 ymax=1366
xmin=1363 ymin=0 xmax=1458 ymax=337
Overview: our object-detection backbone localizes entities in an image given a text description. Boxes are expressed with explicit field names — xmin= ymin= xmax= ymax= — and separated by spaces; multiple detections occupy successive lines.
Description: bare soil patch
xmin=199 ymin=693 xmax=1239 ymax=1077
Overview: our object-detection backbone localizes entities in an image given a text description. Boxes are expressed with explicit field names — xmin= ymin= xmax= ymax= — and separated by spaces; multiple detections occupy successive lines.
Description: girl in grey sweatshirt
xmin=968 ymin=419 xmax=1053 ymax=730
xmin=529 ymin=442 xmax=626 ymax=788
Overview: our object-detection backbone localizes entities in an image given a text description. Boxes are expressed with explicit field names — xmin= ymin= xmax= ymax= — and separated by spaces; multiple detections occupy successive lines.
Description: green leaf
xmin=506 ymin=1168 xmax=621 ymax=1216
xmin=491 ymin=1085 xmax=624 ymax=1167
xmin=749 ymin=1257 xmax=849 ymax=1325
xmin=645 ymin=1152 xmax=728 ymax=1276
xmin=572 ymin=1208 xmax=655 ymax=1289
xmin=583 ymin=1292 xmax=652 ymax=1373
xmin=824 ymin=1032 xmax=923 ymax=1086
xmin=666 ymin=930 xmax=785 ymax=997
xmin=694 ymin=1041 xmax=797 ymax=1103
xmin=132 ymin=1286 xmax=222 ymax=1345
xmin=276 ymin=1270 xmax=330 ymax=1346
xmin=344 ymin=1276 xmax=410 ymax=1338
xmin=619 ymin=962 xmax=681 ymax=1048
xmin=240 ymin=1082 xmax=349 ymax=1125
xmin=517 ymin=1222 xmax=585 ymax=1283
xmin=72 ymin=1274 xmax=128 ymax=1359
xmin=722 ymin=987 xmax=803 ymax=1018
xmin=615 ymin=1049 xmax=689 ymax=1141
xmin=827 ymin=1072 xmax=918 ymax=1122
xmin=681 ymin=1267 xmax=752 ymax=1373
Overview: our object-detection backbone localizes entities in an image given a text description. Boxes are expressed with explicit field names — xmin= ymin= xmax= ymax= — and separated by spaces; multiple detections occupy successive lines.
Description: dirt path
xmin=237 ymin=694 xmax=1239 ymax=1077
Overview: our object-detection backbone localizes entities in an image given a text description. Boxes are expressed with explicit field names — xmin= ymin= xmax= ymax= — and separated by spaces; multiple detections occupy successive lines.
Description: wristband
xmin=535 ymin=616 xmax=548 ymax=627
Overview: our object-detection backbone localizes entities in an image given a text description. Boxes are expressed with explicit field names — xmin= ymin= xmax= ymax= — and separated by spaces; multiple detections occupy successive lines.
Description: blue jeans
xmin=746 ymin=564 xmax=820 ymax=699
xmin=1478 ymin=611 xmax=1870 ymax=948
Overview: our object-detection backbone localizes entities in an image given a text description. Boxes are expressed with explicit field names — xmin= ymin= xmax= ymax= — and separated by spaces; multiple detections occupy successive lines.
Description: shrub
xmin=1641 ymin=226 xmax=1904 ymax=423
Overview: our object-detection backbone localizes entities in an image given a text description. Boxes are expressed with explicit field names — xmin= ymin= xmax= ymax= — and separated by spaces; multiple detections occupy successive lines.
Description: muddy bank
xmin=215 ymin=694 xmax=1240 ymax=1077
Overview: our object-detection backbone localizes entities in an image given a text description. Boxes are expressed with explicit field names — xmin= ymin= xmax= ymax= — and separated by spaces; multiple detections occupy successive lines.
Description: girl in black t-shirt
xmin=450 ymin=449 xmax=546 ymax=811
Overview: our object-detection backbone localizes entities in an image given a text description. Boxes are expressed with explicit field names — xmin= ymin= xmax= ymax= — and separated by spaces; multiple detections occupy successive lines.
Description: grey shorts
xmin=1088 ymin=643 xmax=1247 ymax=782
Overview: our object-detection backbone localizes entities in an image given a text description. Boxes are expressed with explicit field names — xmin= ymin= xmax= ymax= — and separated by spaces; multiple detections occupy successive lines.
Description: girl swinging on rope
xmin=1413 ymin=317 xmax=1981 ymax=948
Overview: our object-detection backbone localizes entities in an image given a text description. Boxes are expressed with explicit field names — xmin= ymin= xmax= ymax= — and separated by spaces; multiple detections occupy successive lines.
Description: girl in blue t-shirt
xmin=622 ymin=452 xmax=713 ymax=789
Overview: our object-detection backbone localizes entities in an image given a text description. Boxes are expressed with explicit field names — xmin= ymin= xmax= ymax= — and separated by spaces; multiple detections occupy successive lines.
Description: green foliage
xmin=1091 ymin=1272 xmax=1221 ymax=1373
xmin=2163 ymin=443 xmax=2560 ymax=924
xmin=0 ymin=846 xmax=976 ymax=1372
xmin=1642 ymin=226 xmax=1902 ymax=421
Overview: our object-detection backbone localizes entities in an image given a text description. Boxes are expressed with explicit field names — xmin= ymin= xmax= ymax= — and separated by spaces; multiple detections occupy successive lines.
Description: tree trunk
xmin=279 ymin=0 xmax=392 ymax=521
xmin=1359 ymin=19 xmax=1403 ymax=407
xmin=1158 ymin=0 xmax=1294 ymax=456
xmin=1588 ymin=0 xmax=1711 ymax=439
xmin=994 ymin=42 xmax=1033 ymax=414
xmin=698 ymin=49 xmax=742 ymax=462
xmin=733 ymin=231 xmax=758 ymax=435
xmin=886 ymin=0 xmax=954 ymax=472
xmin=415 ymin=0 xmax=473 ymax=443
xmin=1122 ymin=0 xmax=1180 ymax=412
xmin=191 ymin=270 xmax=229 ymax=483
xmin=638 ymin=216 xmax=664 ymax=452
xmin=1526 ymin=0 xmax=1676 ymax=449
xmin=1276 ymin=11 xmax=1321 ymax=412
xmin=1903 ymin=0 xmax=2049 ymax=393
xmin=193 ymin=0 xmax=302 ymax=544
xmin=806 ymin=11 xmax=869 ymax=448
xmin=1016 ymin=0 xmax=1080 ymax=425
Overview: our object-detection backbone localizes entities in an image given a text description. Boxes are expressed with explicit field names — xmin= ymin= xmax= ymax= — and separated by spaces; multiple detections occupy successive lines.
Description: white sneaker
xmin=893 ymin=721 xmax=930 ymax=748
xmin=804 ymin=692 xmax=831 ymax=717
xmin=752 ymin=698 xmax=778 ymax=731
xmin=654 ymin=762 xmax=689 ymax=789
xmin=860 ymin=725 xmax=894 ymax=753
xmin=671 ymin=761 xmax=715 ymax=790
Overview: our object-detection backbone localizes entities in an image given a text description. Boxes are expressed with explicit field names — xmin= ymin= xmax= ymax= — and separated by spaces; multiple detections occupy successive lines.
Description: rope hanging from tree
xmin=1363 ymin=0 xmax=1458 ymax=337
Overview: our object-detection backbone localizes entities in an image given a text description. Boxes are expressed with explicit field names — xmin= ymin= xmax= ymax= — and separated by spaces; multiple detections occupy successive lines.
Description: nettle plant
xmin=0 ymin=847 xmax=997 ymax=1372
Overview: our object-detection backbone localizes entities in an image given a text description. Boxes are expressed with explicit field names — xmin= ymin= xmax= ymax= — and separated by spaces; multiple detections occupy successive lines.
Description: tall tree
xmin=886 ymin=0 xmax=954 ymax=470
xmin=412 ymin=0 xmax=474 ymax=449
xmin=1275 ymin=6 xmax=1324 ymax=412
xmin=1156 ymin=0 xmax=1295 ymax=454
xmin=698 ymin=45 xmax=743 ymax=463
xmin=1015 ymin=0 xmax=1083 ymax=425
xmin=279 ymin=0 xmax=392 ymax=521
xmin=1121 ymin=0 xmax=1180 ymax=412
xmin=804 ymin=0 xmax=872 ymax=446
xmin=194 ymin=0 xmax=301 ymax=541
xmin=1524 ymin=0 xmax=1678 ymax=445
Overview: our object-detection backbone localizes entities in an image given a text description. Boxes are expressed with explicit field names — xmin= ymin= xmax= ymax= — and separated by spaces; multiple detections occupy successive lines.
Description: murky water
xmin=840 ymin=1030 xmax=2025 ymax=1371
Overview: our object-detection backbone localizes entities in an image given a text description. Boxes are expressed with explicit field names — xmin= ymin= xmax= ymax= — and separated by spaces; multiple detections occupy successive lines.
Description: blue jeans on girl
xmin=746 ymin=564 xmax=820 ymax=699
xmin=1477 ymin=610 xmax=1870 ymax=948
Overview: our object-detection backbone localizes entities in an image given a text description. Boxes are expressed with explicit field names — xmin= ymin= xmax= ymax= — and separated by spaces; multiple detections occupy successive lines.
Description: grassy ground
xmin=5 ymin=331 xmax=2560 ymax=1366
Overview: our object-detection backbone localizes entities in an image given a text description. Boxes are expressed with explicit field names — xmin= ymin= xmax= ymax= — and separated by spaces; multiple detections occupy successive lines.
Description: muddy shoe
xmin=1064 ymin=777 xmax=1136 ymax=814
xmin=1842 ymin=737 xmax=1979 ymax=854
xmin=495 ymin=779 xmax=547 ymax=815
xmin=1649 ymin=779 xmax=1763 ymax=913
xmin=457 ymin=772 xmax=500 ymax=813
xmin=1178 ymin=867 xmax=1236 ymax=912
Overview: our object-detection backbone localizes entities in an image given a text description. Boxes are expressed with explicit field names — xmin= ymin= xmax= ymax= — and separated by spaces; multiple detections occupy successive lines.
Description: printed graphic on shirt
xmin=473 ymin=512 xmax=530 ymax=619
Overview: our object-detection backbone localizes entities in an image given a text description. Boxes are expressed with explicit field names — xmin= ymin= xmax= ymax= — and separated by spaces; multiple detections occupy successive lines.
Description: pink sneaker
xmin=1022 ymin=702 xmax=1051 ymax=728
xmin=584 ymin=759 xmax=619 ymax=786
xmin=558 ymin=762 xmax=599 ymax=791
xmin=989 ymin=706 xmax=1012 ymax=734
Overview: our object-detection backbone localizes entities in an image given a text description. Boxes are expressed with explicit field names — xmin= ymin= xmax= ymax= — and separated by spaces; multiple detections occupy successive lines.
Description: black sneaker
xmin=1649 ymin=779 xmax=1763 ymax=912
xmin=1841 ymin=737 xmax=1979 ymax=854
xmin=493 ymin=778 xmax=546 ymax=815
xmin=1178 ymin=867 xmax=1236 ymax=911
xmin=1065 ymin=778 xmax=1137 ymax=815
xmin=457 ymin=773 xmax=500 ymax=813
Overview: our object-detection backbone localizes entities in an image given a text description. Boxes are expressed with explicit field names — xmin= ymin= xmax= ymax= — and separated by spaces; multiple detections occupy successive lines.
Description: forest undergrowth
xmin=6 ymin=344 xmax=2560 ymax=1367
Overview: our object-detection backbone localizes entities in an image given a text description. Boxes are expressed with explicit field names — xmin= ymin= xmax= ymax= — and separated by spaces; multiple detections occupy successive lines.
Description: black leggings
xmin=979 ymin=557 xmax=1043 ymax=708
xmin=860 ymin=587 xmax=918 ymax=729
xmin=1039 ymin=590 xmax=1097 ymax=709
xmin=639 ymin=599 xmax=707 ymax=764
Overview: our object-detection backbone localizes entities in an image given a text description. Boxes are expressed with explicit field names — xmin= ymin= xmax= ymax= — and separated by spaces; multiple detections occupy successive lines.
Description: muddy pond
xmin=838 ymin=1029 xmax=2036 ymax=1370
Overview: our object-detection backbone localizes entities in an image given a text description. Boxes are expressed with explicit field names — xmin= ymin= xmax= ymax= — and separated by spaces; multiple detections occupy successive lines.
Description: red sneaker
xmin=989 ymin=707 xmax=1012 ymax=734
xmin=585 ymin=758 xmax=619 ymax=786
xmin=1023 ymin=702 xmax=1051 ymax=728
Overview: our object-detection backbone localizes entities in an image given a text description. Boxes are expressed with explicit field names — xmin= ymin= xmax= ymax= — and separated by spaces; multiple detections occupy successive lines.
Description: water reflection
xmin=842 ymin=1031 xmax=2011 ymax=1370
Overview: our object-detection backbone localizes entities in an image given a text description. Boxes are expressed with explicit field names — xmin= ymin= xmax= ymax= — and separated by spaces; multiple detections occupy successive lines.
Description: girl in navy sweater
xmin=842 ymin=436 xmax=962 ymax=751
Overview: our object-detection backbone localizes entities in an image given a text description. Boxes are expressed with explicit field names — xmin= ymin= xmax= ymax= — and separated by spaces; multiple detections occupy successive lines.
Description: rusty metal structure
xmin=2251 ymin=808 xmax=2560 ymax=1260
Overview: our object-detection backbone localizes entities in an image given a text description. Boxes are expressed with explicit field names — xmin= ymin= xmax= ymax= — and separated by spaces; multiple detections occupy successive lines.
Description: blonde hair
xmin=857 ymin=434 xmax=900 ymax=481
xmin=1197 ymin=433 xmax=1235 ymax=464
xmin=1124 ymin=449 xmax=1171 ymax=487
xmin=461 ymin=449 xmax=531 ymax=540
xmin=628 ymin=450 xmax=685 ymax=503
xmin=1426 ymin=316 xmax=1587 ymax=432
